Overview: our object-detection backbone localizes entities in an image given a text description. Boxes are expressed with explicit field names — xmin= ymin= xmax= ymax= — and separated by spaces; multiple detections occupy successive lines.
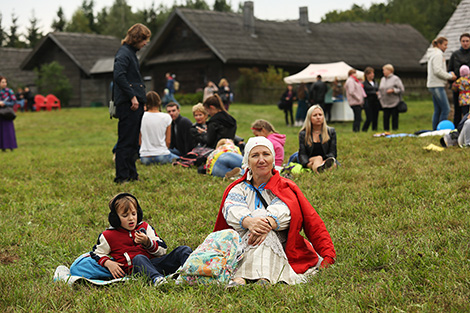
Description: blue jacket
xmin=113 ymin=43 xmax=146 ymax=108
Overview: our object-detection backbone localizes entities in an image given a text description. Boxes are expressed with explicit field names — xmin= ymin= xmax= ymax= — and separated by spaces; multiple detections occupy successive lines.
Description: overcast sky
xmin=2 ymin=0 xmax=384 ymax=37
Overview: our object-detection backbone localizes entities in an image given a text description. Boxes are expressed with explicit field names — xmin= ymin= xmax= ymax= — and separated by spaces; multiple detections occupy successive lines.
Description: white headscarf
xmin=242 ymin=136 xmax=275 ymax=173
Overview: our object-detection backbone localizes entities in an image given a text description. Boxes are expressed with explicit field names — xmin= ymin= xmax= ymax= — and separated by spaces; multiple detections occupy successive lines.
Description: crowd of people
xmin=17 ymin=24 xmax=470 ymax=289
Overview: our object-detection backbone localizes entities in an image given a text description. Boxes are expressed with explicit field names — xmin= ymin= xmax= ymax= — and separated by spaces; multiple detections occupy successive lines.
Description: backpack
xmin=174 ymin=80 xmax=180 ymax=91
xmin=173 ymin=146 xmax=213 ymax=168
xmin=176 ymin=229 xmax=243 ymax=285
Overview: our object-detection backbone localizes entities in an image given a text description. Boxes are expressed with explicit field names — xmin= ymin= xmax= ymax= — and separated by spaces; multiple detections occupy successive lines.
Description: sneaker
xmin=225 ymin=167 xmax=242 ymax=180
xmin=153 ymin=276 xmax=168 ymax=286
xmin=317 ymin=157 xmax=335 ymax=173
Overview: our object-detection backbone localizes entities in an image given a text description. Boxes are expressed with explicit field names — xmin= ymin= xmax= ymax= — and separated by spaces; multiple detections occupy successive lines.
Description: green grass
xmin=1 ymin=101 xmax=469 ymax=312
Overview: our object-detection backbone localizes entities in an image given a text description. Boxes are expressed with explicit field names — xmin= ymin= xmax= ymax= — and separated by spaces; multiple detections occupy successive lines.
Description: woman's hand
xmin=386 ymin=88 xmax=394 ymax=94
xmin=104 ymin=260 xmax=126 ymax=279
xmin=248 ymin=232 xmax=268 ymax=246
xmin=134 ymin=231 xmax=150 ymax=247
xmin=0 ymin=101 xmax=5 ymax=107
xmin=243 ymin=216 xmax=271 ymax=235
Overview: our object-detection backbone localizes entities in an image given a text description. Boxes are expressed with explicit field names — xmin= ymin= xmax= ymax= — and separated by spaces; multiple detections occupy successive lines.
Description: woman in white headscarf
xmin=214 ymin=137 xmax=336 ymax=287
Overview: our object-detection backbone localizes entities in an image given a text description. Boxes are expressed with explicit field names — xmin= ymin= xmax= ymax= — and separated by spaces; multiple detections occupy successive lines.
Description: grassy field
xmin=0 ymin=101 xmax=469 ymax=312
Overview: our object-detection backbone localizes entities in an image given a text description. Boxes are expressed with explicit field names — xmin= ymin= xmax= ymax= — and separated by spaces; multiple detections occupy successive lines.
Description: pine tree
xmin=214 ymin=0 xmax=232 ymax=12
xmin=52 ymin=7 xmax=67 ymax=32
xmin=26 ymin=11 xmax=43 ymax=48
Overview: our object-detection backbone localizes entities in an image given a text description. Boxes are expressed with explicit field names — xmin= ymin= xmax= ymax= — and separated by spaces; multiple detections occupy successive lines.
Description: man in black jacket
xmin=113 ymin=23 xmax=151 ymax=183
xmin=166 ymin=102 xmax=194 ymax=156
xmin=448 ymin=33 xmax=470 ymax=127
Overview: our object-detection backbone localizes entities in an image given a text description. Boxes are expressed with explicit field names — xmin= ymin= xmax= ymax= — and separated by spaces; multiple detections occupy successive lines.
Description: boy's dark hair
xmin=108 ymin=193 xmax=143 ymax=228
xmin=166 ymin=102 xmax=179 ymax=109
xmin=460 ymin=33 xmax=470 ymax=41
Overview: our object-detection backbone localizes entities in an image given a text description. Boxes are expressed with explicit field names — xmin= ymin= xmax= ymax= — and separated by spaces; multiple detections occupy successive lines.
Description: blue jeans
xmin=132 ymin=246 xmax=192 ymax=283
xmin=429 ymin=87 xmax=450 ymax=130
xmin=211 ymin=152 xmax=243 ymax=177
xmin=140 ymin=152 xmax=179 ymax=165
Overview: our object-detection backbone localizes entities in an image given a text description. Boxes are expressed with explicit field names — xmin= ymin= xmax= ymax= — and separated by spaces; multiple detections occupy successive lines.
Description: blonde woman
xmin=378 ymin=64 xmax=405 ymax=131
xmin=190 ymin=103 xmax=209 ymax=147
xmin=298 ymin=105 xmax=337 ymax=173
xmin=218 ymin=78 xmax=232 ymax=110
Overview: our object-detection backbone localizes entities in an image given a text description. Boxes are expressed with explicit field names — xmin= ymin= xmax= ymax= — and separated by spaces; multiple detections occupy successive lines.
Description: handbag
xmin=0 ymin=106 xmax=16 ymax=121
xmin=397 ymin=100 xmax=407 ymax=113
xmin=108 ymin=100 xmax=117 ymax=119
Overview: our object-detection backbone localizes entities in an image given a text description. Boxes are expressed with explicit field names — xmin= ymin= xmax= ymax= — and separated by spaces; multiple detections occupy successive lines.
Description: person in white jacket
xmin=427 ymin=37 xmax=457 ymax=130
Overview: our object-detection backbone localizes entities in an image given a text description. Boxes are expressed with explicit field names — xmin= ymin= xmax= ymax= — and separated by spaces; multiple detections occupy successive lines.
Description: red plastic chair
xmin=45 ymin=94 xmax=61 ymax=111
xmin=34 ymin=95 xmax=47 ymax=111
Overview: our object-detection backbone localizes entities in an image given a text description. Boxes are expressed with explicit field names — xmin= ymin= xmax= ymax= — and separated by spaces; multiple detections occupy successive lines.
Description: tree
xmin=6 ymin=13 xmax=26 ymax=48
xmin=213 ymin=0 xmax=232 ymax=12
xmin=183 ymin=0 xmax=210 ymax=10
xmin=65 ymin=9 xmax=92 ymax=33
xmin=135 ymin=2 xmax=172 ymax=36
xmin=82 ymin=0 xmax=98 ymax=33
xmin=52 ymin=7 xmax=67 ymax=32
xmin=26 ymin=11 xmax=43 ymax=48
xmin=34 ymin=61 xmax=73 ymax=106
xmin=100 ymin=0 xmax=138 ymax=39
xmin=321 ymin=0 xmax=463 ymax=41
xmin=0 ymin=13 xmax=6 ymax=47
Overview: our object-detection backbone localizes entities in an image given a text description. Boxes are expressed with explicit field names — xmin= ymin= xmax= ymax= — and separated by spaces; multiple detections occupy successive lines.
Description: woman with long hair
xmin=298 ymin=105 xmax=337 ymax=173
xmin=203 ymin=94 xmax=237 ymax=149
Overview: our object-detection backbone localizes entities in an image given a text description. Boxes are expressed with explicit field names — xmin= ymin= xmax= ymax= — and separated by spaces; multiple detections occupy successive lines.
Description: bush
xmin=34 ymin=61 xmax=73 ymax=106
xmin=236 ymin=65 xmax=289 ymax=104
xmin=174 ymin=91 xmax=203 ymax=106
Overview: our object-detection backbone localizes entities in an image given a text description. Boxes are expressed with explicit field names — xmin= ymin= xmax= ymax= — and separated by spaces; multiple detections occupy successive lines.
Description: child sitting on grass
xmin=90 ymin=193 xmax=192 ymax=285
xmin=452 ymin=65 xmax=470 ymax=117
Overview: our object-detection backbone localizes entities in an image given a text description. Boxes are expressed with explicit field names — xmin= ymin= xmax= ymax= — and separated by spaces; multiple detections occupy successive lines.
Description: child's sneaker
xmin=153 ymin=276 xmax=168 ymax=286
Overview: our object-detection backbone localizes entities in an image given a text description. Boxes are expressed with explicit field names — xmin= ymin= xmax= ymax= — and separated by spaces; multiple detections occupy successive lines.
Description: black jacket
xmin=170 ymin=115 xmax=194 ymax=155
xmin=363 ymin=80 xmax=380 ymax=106
xmin=311 ymin=81 xmax=328 ymax=104
xmin=448 ymin=48 xmax=470 ymax=79
xmin=190 ymin=123 xmax=208 ymax=147
xmin=113 ymin=43 xmax=146 ymax=108
xmin=206 ymin=111 xmax=237 ymax=148
xmin=298 ymin=127 xmax=337 ymax=167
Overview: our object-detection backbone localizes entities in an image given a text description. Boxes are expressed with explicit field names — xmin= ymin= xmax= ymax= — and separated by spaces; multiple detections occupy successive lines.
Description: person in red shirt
xmin=91 ymin=193 xmax=192 ymax=285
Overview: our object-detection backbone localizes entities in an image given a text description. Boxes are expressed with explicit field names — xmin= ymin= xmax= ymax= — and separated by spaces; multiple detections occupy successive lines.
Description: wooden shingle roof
xmin=143 ymin=8 xmax=429 ymax=72
xmin=0 ymin=48 xmax=36 ymax=86
xmin=420 ymin=0 xmax=470 ymax=63
xmin=21 ymin=32 xmax=121 ymax=76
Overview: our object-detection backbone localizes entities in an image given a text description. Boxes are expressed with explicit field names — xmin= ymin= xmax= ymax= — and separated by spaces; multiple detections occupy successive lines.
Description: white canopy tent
xmin=283 ymin=61 xmax=364 ymax=83
xmin=283 ymin=62 xmax=365 ymax=122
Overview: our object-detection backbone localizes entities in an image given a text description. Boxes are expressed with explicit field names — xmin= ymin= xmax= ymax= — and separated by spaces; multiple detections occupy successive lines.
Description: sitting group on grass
xmin=138 ymin=89 xmax=338 ymax=178
xmin=63 ymin=137 xmax=336 ymax=287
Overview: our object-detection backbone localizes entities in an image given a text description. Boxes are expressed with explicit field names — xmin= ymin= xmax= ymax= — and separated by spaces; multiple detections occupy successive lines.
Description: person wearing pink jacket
xmin=251 ymin=119 xmax=286 ymax=170
xmin=344 ymin=69 xmax=366 ymax=132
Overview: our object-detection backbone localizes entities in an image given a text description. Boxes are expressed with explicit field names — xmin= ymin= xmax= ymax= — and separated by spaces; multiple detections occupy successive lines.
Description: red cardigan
xmin=214 ymin=170 xmax=336 ymax=274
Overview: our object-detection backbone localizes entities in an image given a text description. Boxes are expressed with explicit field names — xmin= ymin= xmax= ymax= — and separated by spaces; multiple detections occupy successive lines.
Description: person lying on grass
xmin=90 ymin=193 xmax=192 ymax=285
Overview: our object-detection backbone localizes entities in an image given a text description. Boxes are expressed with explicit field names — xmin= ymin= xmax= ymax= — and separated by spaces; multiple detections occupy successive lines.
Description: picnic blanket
xmin=53 ymin=265 xmax=132 ymax=286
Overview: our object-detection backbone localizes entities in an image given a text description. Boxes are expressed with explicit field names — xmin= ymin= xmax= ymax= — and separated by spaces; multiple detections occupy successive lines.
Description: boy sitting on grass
xmin=90 ymin=193 xmax=192 ymax=285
